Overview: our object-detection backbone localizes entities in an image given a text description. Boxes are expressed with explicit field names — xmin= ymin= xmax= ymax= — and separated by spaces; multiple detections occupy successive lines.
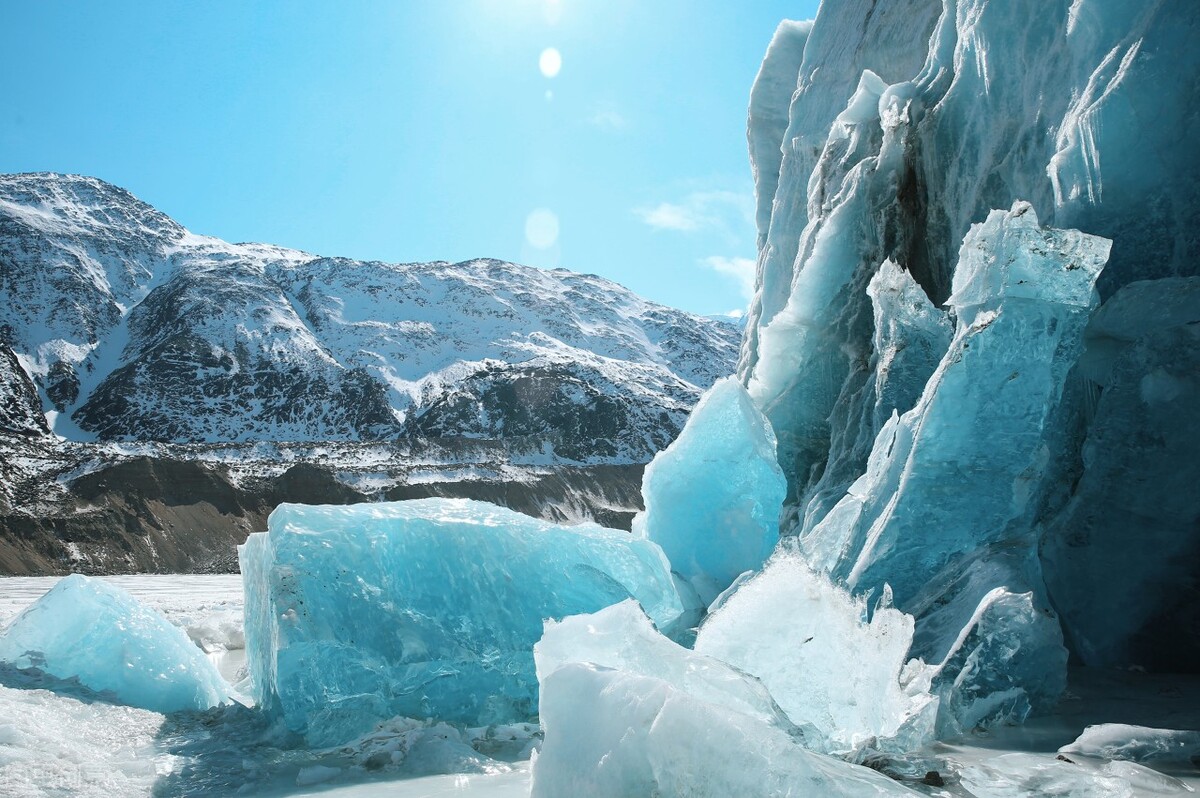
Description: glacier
xmin=240 ymin=498 xmax=683 ymax=745
xmin=0 ymin=574 xmax=231 ymax=713
xmin=739 ymin=0 xmax=1200 ymax=685
xmin=1 ymin=0 xmax=1197 ymax=795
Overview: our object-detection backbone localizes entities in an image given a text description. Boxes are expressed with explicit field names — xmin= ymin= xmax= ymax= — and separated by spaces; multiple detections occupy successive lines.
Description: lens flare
xmin=539 ymin=48 xmax=562 ymax=78
xmin=525 ymin=209 xmax=559 ymax=249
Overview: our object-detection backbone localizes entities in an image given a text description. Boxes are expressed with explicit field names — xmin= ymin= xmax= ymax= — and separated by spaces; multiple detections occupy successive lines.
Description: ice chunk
xmin=0 ymin=574 xmax=231 ymax=713
xmin=919 ymin=573 xmax=1068 ymax=736
xmin=634 ymin=377 xmax=785 ymax=604
xmin=1060 ymin=724 xmax=1200 ymax=765
xmin=535 ymin=600 xmax=796 ymax=735
xmin=958 ymin=752 xmax=1194 ymax=797
xmin=240 ymin=498 xmax=683 ymax=745
xmin=693 ymin=554 xmax=937 ymax=755
xmin=532 ymin=662 xmax=920 ymax=797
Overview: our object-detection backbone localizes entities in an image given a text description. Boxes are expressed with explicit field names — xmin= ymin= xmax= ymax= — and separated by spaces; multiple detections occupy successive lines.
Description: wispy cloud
xmin=634 ymin=189 xmax=753 ymax=238
xmin=638 ymin=202 xmax=700 ymax=231
xmin=701 ymin=255 xmax=757 ymax=300
xmin=587 ymin=102 xmax=629 ymax=132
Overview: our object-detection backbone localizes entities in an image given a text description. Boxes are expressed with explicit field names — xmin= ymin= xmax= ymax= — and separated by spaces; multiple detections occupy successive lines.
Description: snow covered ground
xmin=2 ymin=575 xmax=1198 ymax=797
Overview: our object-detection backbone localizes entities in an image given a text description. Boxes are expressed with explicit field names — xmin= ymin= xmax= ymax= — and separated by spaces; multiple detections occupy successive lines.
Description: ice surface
xmin=957 ymin=753 xmax=1194 ymax=797
xmin=534 ymin=600 xmax=797 ymax=734
xmin=0 ymin=676 xmax=168 ymax=798
xmin=633 ymin=377 xmax=785 ymax=604
xmin=693 ymin=554 xmax=937 ymax=755
xmin=532 ymin=662 xmax=920 ymax=797
xmin=1060 ymin=724 xmax=1200 ymax=765
xmin=240 ymin=498 xmax=683 ymax=745
xmin=1042 ymin=277 xmax=1200 ymax=670
xmin=0 ymin=574 xmax=231 ymax=714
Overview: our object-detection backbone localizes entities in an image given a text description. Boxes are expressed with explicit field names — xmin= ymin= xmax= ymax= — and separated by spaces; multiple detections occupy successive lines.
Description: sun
xmin=539 ymin=47 xmax=562 ymax=78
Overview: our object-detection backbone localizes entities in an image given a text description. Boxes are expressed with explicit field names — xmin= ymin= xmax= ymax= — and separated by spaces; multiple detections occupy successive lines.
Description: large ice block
xmin=634 ymin=377 xmax=786 ymax=604
xmin=240 ymin=498 xmax=683 ymax=745
xmin=531 ymin=662 xmax=920 ymax=797
xmin=0 ymin=574 xmax=231 ymax=713
xmin=693 ymin=554 xmax=937 ymax=755
xmin=535 ymin=600 xmax=797 ymax=735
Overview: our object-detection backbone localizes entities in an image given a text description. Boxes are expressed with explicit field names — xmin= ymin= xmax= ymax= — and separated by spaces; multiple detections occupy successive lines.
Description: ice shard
xmin=792 ymin=203 xmax=1106 ymax=732
xmin=693 ymin=554 xmax=937 ymax=755
xmin=240 ymin=498 xmax=683 ymax=745
xmin=0 ymin=574 xmax=231 ymax=713
xmin=634 ymin=377 xmax=785 ymax=605
xmin=531 ymin=662 xmax=920 ymax=797
xmin=534 ymin=600 xmax=798 ymax=736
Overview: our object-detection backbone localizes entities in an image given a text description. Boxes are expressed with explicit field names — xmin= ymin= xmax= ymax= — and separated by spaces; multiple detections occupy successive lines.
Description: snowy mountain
xmin=0 ymin=173 xmax=740 ymax=573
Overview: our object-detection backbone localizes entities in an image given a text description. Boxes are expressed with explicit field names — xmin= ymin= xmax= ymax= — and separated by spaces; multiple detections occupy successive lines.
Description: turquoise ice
xmin=0 ymin=574 xmax=231 ymax=713
xmin=240 ymin=498 xmax=683 ymax=745
xmin=634 ymin=377 xmax=785 ymax=604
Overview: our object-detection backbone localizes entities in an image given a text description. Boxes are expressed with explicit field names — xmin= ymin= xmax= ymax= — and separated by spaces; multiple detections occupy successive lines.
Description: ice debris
xmin=634 ymin=376 xmax=786 ymax=605
xmin=694 ymin=554 xmax=937 ymax=756
xmin=0 ymin=574 xmax=232 ymax=713
xmin=531 ymin=662 xmax=920 ymax=797
xmin=240 ymin=498 xmax=683 ymax=745
xmin=1060 ymin=724 xmax=1200 ymax=766
xmin=958 ymin=752 xmax=1194 ymax=797
xmin=535 ymin=600 xmax=798 ymax=735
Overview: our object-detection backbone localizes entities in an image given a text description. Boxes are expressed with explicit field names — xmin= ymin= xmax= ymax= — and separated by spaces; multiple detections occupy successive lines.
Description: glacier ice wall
xmin=0 ymin=574 xmax=231 ymax=713
xmin=741 ymin=0 xmax=1200 ymax=672
xmin=240 ymin=498 xmax=683 ymax=745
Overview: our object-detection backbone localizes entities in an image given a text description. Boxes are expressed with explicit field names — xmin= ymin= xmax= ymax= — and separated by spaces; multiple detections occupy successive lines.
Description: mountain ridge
xmin=0 ymin=171 xmax=741 ymax=574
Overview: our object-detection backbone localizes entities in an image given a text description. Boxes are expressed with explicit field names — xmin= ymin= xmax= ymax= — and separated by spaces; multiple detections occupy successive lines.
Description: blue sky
xmin=0 ymin=1 xmax=818 ymax=316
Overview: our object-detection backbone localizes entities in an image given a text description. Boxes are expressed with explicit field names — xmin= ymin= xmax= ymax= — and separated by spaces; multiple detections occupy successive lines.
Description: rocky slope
xmin=0 ymin=173 xmax=740 ymax=574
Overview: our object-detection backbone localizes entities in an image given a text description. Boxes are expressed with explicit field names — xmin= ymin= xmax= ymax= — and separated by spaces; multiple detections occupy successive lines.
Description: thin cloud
xmin=638 ymin=202 xmax=700 ymax=231
xmin=634 ymin=189 xmax=754 ymax=240
xmin=701 ymin=255 xmax=757 ymax=300
xmin=588 ymin=103 xmax=629 ymax=132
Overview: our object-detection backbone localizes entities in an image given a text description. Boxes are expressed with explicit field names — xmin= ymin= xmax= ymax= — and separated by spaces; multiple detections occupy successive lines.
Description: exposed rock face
xmin=0 ymin=343 xmax=48 ymax=440
xmin=0 ymin=173 xmax=740 ymax=574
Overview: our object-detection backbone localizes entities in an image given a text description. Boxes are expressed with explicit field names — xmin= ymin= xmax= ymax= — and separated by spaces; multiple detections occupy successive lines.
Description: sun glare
xmin=525 ymin=208 xmax=559 ymax=249
xmin=538 ymin=47 xmax=562 ymax=78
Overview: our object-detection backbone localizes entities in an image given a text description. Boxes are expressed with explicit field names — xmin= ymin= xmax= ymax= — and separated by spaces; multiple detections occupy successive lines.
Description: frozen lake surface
xmin=1 ymin=574 xmax=1197 ymax=797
